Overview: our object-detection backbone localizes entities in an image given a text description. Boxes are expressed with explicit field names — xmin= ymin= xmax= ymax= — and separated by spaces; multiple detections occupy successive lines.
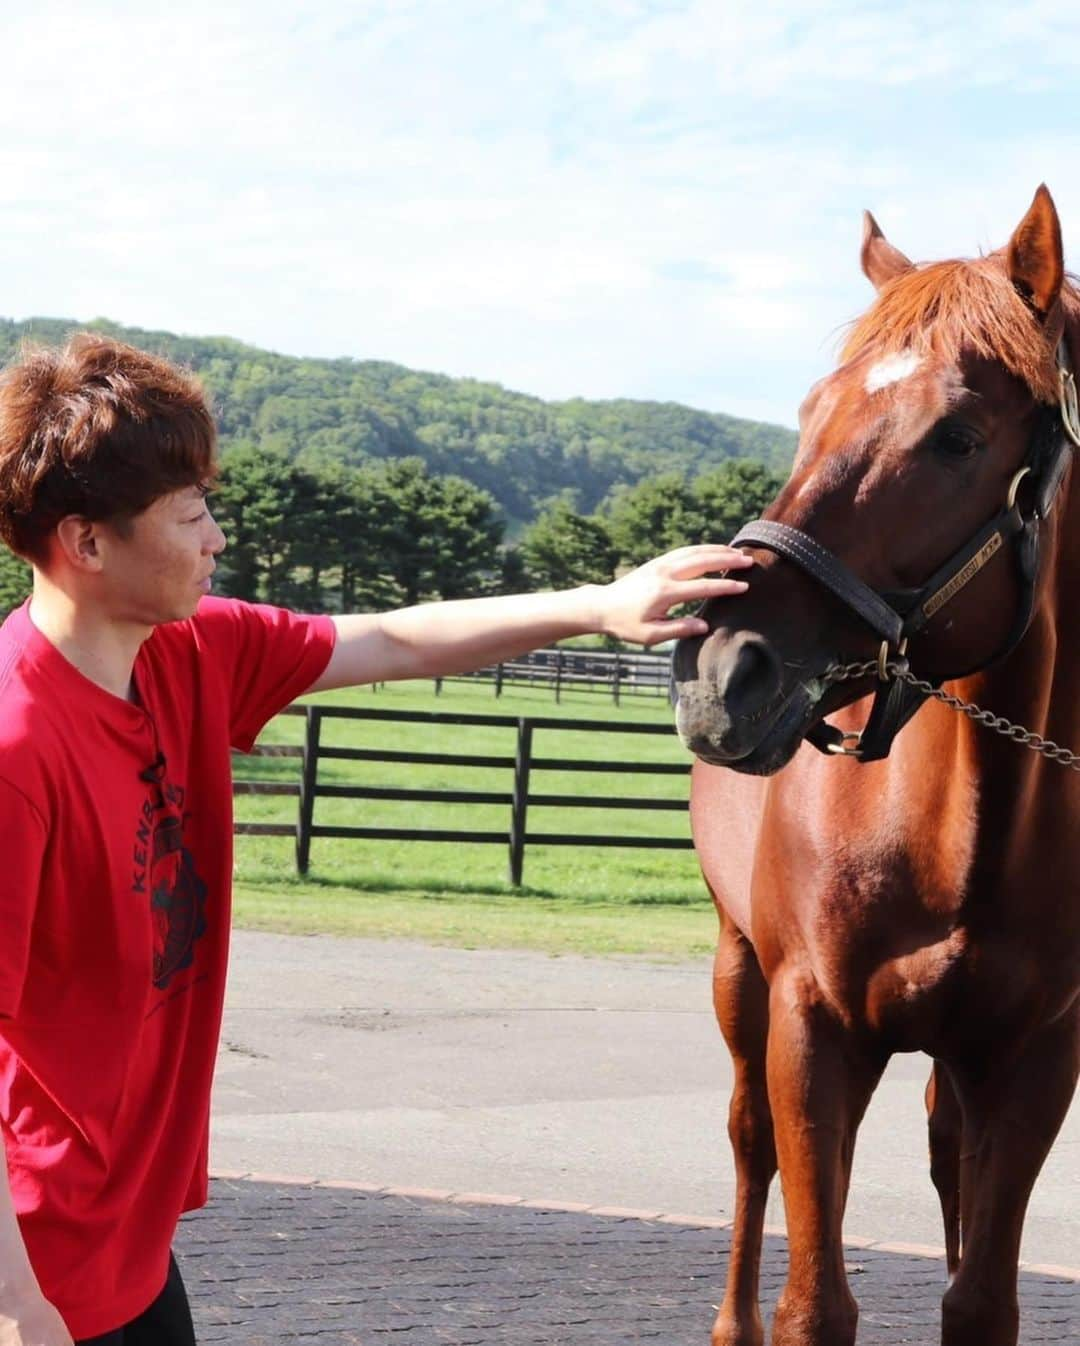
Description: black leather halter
xmin=729 ymin=338 xmax=1079 ymax=763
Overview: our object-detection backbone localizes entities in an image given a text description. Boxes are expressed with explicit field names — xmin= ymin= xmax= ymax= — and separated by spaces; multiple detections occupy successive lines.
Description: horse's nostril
xmin=722 ymin=637 xmax=783 ymax=717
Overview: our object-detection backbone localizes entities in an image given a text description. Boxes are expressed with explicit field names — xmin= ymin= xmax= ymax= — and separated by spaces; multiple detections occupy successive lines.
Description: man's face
xmin=101 ymin=485 xmax=227 ymax=625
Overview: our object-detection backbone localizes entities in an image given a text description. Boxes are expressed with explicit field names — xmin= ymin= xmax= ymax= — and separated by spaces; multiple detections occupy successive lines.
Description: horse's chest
xmin=860 ymin=933 xmax=970 ymax=1043
xmin=786 ymin=886 xmax=1073 ymax=1051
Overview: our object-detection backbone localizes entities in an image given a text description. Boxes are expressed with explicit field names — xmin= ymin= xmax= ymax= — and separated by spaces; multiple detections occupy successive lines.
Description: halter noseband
xmin=729 ymin=338 xmax=1079 ymax=763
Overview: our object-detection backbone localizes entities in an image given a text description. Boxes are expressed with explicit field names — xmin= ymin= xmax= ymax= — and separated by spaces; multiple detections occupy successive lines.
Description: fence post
xmin=508 ymin=718 xmax=533 ymax=886
xmin=554 ymin=650 xmax=564 ymax=704
xmin=434 ymin=677 xmax=443 ymax=696
xmin=613 ymin=651 xmax=621 ymax=706
xmin=495 ymin=662 xmax=504 ymax=698
xmin=295 ymin=706 xmax=322 ymax=874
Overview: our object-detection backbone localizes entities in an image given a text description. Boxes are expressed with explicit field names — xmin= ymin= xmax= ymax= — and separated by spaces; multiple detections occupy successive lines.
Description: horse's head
xmin=672 ymin=186 xmax=1078 ymax=775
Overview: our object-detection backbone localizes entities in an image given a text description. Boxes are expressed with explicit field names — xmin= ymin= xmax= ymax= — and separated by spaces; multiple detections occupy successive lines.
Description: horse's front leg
xmin=926 ymin=1058 xmax=962 ymax=1275
xmin=711 ymin=915 xmax=777 ymax=1346
xmin=766 ymin=969 xmax=885 ymax=1346
xmin=941 ymin=1006 xmax=1078 ymax=1346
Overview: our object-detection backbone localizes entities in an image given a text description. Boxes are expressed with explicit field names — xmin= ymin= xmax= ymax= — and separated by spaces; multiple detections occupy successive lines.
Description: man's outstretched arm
xmin=307 ymin=544 xmax=752 ymax=693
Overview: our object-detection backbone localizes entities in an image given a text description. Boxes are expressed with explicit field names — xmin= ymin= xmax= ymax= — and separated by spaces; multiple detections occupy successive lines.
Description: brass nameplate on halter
xmin=922 ymin=533 xmax=1003 ymax=619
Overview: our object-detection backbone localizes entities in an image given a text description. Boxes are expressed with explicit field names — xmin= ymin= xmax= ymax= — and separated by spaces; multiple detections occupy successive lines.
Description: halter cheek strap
xmin=728 ymin=337 xmax=1077 ymax=763
xmin=726 ymin=520 xmax=905 ymax=647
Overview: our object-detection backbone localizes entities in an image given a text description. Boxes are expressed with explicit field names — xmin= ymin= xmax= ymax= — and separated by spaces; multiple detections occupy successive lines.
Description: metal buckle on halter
xmin=823 ymin=638 xmax=910 ymax=758
xmin=1057 ymin=338 xmax=1080 ymax=449
xmin=876 ymin=636 xmax=908 ymax=682
xmin=1060 ymin=367 xmax=1080 ymax=448
xmin=825 ymin=730 xmax=864 ymax=757
xmin=1007 ymin=465 xmax=1033 ymax=511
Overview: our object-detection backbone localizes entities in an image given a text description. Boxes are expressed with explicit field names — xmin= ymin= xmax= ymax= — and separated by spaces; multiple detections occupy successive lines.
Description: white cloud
xmin=545 ymin=0 xmax=1080 ymax=97
xmin=2 ymin=1 xmax=1080 ymax=427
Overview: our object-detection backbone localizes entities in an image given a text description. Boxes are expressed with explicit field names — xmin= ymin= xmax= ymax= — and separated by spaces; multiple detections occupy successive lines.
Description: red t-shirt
xmin=0 ymin=597 xmax=335 ymax=1338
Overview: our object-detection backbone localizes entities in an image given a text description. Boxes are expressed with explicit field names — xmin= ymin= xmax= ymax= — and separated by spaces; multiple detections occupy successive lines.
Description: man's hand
xmin=0 ymin=1288 xmax=73 ymax=1346
xmin=591 ymin=544 xmax=753 ymax=646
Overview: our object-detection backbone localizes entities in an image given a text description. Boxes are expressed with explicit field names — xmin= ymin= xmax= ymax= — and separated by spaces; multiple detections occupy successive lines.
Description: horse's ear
xmin=1006 ymin=184 xmax=1064 ymax=317
xmin=861 ymin=212 xmax=913 ymax=291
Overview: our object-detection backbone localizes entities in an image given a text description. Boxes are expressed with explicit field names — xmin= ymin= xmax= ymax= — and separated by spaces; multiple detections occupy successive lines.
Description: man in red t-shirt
xmin=0 ymin=334 xmax=751 ymax=1345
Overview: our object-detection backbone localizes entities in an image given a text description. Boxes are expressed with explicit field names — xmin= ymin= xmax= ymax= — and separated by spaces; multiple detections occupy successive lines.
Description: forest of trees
xmin=0 ymin=453 xmax=786 ymax=618
xmin=0 ymin=317 xmax=795 ymax=621
xmin=0 ymin=317 xmax=795 ymax=521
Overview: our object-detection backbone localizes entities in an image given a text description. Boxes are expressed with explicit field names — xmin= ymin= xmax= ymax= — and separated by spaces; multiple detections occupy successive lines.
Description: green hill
xmin=0 ymin=316 xmax=797 ymax=524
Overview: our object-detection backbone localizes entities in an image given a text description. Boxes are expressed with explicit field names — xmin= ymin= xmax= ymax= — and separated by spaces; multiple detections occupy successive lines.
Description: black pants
xmin=76 ymin=1254 xmax=196 ymax=1346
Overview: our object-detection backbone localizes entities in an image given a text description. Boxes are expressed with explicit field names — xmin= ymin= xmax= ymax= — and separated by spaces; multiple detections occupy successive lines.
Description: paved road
xmin=177 ymin=1178 xmax=1077 ymax=1344
xmin=211 ymin=931 xmax=1078 ymax=1269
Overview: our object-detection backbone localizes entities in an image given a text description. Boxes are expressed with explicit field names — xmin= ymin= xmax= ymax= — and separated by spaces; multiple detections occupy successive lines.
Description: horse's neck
xmin=882 ymin=464 xmax=1077 ymax=908
xmin=960 ymin=427 xmax=1078 ymax=781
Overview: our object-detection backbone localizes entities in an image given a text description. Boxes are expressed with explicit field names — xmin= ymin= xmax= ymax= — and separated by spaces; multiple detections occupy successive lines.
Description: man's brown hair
xmin=0 ymin=333 xmax=217 ymax=563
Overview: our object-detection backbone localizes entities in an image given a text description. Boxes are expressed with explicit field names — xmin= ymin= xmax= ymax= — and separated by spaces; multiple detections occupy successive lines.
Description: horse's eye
xmin=932 ymin=423 xmax=983 ymax=460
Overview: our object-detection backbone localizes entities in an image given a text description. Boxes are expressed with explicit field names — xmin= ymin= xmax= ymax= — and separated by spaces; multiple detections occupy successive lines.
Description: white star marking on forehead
xmin=865 ymin=351 xmax=922 ymax=394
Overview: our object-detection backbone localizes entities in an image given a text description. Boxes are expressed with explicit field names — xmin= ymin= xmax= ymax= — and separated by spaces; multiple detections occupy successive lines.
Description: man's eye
xmin=933 ymin=425 xmax=982 ymax=460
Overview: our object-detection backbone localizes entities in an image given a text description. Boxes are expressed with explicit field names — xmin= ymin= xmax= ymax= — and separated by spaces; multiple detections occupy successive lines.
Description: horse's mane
xmin=841 ymin=255 xmax=1080 ymax=405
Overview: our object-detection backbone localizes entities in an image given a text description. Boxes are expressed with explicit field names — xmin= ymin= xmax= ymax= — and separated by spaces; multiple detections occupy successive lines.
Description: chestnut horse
xmin=672 ymin=186 xmax=1078 ymax=1346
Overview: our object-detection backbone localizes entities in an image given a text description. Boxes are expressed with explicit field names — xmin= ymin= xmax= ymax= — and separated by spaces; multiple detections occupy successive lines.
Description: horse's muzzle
xmin=672 ymin=630 xmax=808 ymax=773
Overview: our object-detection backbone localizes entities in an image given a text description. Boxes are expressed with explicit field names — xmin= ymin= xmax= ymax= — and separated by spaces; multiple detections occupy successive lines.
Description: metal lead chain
xmin=822 ymin=661 xmax=1080 ymax=772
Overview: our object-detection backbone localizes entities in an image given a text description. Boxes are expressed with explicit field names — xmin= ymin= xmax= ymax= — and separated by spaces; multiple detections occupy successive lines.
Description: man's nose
xmin=206 ymin=516 xmax=227 ymax=554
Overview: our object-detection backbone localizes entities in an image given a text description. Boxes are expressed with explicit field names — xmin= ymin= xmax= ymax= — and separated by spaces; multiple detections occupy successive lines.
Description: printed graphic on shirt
xmin=133 ymin=779 xmax=209 ymax=991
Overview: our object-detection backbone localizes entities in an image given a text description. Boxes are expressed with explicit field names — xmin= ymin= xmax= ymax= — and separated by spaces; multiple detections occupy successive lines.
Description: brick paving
xmin=177 ymin=1177 xmax=1078 ymax=1344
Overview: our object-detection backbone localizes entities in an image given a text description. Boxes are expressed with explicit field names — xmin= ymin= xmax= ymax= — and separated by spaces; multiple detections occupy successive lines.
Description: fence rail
xmin=432 ymin=645 xmax=672 ymax=704
xmin=232 ymin=703 xmax=692 ymax=884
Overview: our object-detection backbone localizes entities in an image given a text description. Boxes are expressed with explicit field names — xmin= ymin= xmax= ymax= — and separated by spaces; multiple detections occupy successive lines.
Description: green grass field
xmin=232 ymin=673 xmax=721 ymax=958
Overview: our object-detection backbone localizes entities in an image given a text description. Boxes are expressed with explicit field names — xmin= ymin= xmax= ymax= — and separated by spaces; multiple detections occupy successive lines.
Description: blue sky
xmin=3 ymin=0 xmax=1079 ymax=428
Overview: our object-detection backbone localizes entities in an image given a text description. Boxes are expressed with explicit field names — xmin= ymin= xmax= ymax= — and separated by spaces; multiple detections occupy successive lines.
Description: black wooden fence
xmin=436 ymin=646 xmax=672 ymax=704
xmin=232 ymin=704 xmax=692 ymax=885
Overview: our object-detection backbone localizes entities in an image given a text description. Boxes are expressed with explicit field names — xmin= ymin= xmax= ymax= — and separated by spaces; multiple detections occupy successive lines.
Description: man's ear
xmin=54 ymin=516 xmax=105 ymax=573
